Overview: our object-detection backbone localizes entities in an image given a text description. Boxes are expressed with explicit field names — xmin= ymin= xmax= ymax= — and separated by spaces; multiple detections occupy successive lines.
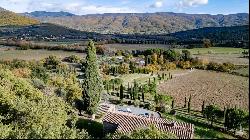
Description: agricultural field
xmin=157 ymin=69 xmax=249 ymax=111
xmin=193 ymin=54 xmax=249 ymax=65
xmin=0 ymin=45 xmax=86 ymax=60
xmin=105 ymin=44 xmax=249 ymax=65
xmin=177 ymin=47 xmax=249 ymax=65
xmin=176 ymin=47 xmax=247 ymax=55
xmin=104 ymin=43 xmax=171 ymax=50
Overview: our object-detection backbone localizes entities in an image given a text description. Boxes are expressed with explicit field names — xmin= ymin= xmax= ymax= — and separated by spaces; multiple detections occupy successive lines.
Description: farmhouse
xmin=102 ymin=111 xmax=194 ymax=139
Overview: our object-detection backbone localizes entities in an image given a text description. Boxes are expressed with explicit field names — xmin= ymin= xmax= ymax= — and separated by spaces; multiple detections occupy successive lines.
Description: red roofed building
xmin=102 ymin=111 xmax=194 ymax=139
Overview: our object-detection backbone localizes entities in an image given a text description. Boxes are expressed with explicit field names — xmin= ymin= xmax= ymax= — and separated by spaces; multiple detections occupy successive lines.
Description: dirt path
xmin=172 ymin=69 xmax=196 ymax=78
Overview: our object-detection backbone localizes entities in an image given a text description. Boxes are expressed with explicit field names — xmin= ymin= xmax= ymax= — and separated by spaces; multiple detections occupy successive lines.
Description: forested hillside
xmin=170 ymin=25 xmax=249 ymax=41
xmin=0 ymin=7 xmax=39 ymax=26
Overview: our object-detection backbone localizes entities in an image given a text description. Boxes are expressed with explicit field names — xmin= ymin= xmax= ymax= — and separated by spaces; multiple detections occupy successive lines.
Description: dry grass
xmin=157 ymin=70 xmax=249 ymax=111
xmin=0 ymin=48 xmax=85 ymax=61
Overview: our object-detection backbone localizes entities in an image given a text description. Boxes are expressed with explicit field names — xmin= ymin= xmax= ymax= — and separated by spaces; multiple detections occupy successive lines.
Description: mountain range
xmin=0 ymin=7 xmax=249 ymax=38
xmin=23 ymin=11 xmax=249 ymax=34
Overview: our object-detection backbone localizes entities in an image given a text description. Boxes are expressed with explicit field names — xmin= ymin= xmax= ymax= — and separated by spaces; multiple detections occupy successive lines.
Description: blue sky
xmin=0 ymin=0 xmax=249 ymax=15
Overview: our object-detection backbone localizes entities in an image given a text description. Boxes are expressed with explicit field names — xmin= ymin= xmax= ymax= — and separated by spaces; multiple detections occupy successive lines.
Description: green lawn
xmin=175 ymin=47 xmax=248 ymax=55
xmin=163 ymin=109 xmax=239 ymax=139
xmin=232 ymin=66 xmax=249 ymax=77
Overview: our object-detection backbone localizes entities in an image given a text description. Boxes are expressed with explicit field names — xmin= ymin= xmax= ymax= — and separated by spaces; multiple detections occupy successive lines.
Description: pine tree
xmin=82 ymin=40 xmax=103 ymax=115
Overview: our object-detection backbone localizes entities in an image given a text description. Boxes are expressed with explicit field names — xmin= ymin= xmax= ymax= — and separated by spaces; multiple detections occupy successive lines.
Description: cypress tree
xmin=82 ymin=40 xmax=103 ymax=115
xmin=188 ymin=101 xmax=191 ymax=113
xmin=188 ymin=95 xmax=191 ymax=113
xmin=120 ymin=84 xmax=124 ymax=100
xmin=202 ymin=101 xmax=205 ymax=115
xmin=106 ymin=82 xmax=109 ymax=94
xmin=142 ymin=89 xmax=145 ymax=102
xmin=172 ymin=100 xmax=175 ymax=109
xmin=223 ymin=106 xmax=228 ymax=129
xmin=184 ymin=97 xmax=187 ymax=108
xmin=112 ymin=81 xmax=115 ymax=91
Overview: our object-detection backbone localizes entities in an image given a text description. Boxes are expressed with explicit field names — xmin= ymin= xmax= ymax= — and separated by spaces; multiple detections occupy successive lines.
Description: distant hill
xmin=22 ymin=11 xmax=75 ymax=18
xmin=170 ymin=25 xmax=249 ymax=41
xmin=0 ymin=7 xmax=39 ymax=26
xmin=0 ymin=23 xmax=103 ymax=39
xmin=26 ymin=12 xmax=249 ymax=34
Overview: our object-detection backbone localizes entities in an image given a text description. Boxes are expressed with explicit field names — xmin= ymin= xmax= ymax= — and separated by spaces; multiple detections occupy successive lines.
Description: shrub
xmin=112 ymin=125 xmax=177 ymax=139
xmin=162 ymin=62 xmax=176 ymax=70
xmin=31 ymin=78 xmax=46 ymax=90
xmin=43 ymin=55 xmax=61 ymax=70
xmin=225 ymin=108 xmax=249 ymax=130
xmin=169 ymin=109 xmax=176 ymax=115
xmin=203 ymin=105 xmax=223 ymax=126
xmin=76 ymin=119 xmax=103 ymax=138
xmin=207 ymin=62 xmax=220 ymax=71
xmin=12 ymin=68 xmax=31 ymax=78
xmin=178 ymin=61 xmax=191 ymax=69
xmin=64 ymin=55 xmax=81 ymax=63
xmin=191 ymin=57 xmax=207 ymax=69
xmin=31 ymin=65 xmax=49 ymax=83
xmin=134 ymin=99 xmax=140 ymax=107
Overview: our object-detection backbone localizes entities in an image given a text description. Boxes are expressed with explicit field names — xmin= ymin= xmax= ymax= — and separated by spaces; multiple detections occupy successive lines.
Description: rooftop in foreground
xmin=102 ymin=111 xmax=194 ymax=139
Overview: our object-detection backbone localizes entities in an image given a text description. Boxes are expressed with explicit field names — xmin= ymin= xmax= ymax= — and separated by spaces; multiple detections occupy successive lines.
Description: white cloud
xmin=150 ymin=0 xmax=164 ymax=8
xmin=178 ymin=0 xmax=208 ymax=8
xmin=5 ymin=0 xmax=23 ymax=3
xmin=25 ymin=0 xmax=138 ymax=15
xmin=77 ymin=5 xmax=137 ymax=15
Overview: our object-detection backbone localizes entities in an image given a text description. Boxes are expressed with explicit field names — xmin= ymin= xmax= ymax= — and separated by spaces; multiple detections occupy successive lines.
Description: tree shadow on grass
xmin=76 ymin=118 xmax=104 ymax=139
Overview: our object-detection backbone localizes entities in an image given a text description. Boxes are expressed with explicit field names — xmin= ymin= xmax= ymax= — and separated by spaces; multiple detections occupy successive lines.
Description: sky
xmin=0 ymin=0 xmax=249 ymax=15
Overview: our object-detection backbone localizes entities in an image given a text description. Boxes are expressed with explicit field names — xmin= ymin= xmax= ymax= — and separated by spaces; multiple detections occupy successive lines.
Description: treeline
xmin=108 ymin=48 xmax=237 ymax=74
xmin=0 ymin=39 xmax=108 ymax=55
xmin=179 ymin=96 xmax=249 ymax=132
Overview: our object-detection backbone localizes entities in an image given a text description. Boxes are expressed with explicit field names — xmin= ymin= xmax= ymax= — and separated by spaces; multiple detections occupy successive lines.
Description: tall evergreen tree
xmin=202 ymin=101 xmax=205 ymax=115
xmin=172 ymin=100 xmax=175 ymax=109
xmin=82 ymin=40 xmax=103 ymax=115
xmin=184 ymin=97 xmax=187 ymax=108
xmin=142 ymin=89 xmax=145 ymax=102
xmin=120 ymin=84 xmax=124 ymax=100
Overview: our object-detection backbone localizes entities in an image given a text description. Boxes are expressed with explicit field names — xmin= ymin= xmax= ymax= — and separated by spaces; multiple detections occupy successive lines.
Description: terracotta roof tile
xmin=103 ymin=111 xmax=194 ymax=139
